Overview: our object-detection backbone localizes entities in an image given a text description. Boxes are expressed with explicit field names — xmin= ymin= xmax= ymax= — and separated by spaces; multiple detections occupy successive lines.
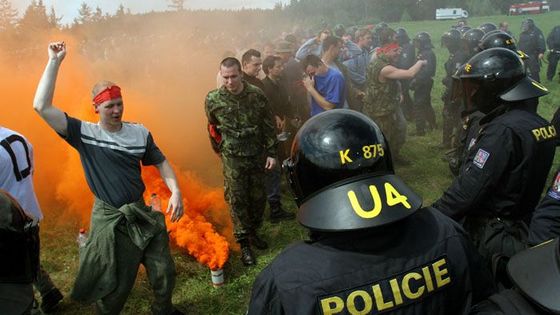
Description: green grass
xmin=39 ymin=11 xmax=560 ymax=315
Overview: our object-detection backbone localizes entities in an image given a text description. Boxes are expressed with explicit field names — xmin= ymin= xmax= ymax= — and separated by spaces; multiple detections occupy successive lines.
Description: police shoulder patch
xmin=473 ymin=148 xmax=490 ymax=169
xmin=547 ymin=172 xmax=560 ymax=200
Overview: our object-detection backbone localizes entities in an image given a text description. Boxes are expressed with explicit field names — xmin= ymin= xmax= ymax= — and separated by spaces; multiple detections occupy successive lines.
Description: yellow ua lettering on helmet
xmin=347 ymin=182 xmax=411 ymax=219
xmin=464 ymin=63 xmax=472 ymax=73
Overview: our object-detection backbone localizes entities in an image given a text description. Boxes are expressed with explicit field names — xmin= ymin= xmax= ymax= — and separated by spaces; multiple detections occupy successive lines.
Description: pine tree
xmin=92 ymin=6 xmax=103 ymax=23
xmin=19 ymin=0 xmax=50 ymax=31
xmin=168 ymin=0 xmax=186 ymax=11
xmin=47 ymin=6 xmax=62 ymax=29
xmin=74 ymin=2 xmax=92 ymax=25
xmin=0 ymin=0 xmax=18 ymax=31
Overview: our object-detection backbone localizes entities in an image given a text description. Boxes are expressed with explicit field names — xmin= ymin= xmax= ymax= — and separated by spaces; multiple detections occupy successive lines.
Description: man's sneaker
xmin=240 ymin=242 xmax=256 ymax=266
xmin=270 ymin=208 xmax=296 ymax=223
xmin=41 ymin=288 xmax=63 ymax=313
xmin=250 ymin=234 xmax=268 ymax=250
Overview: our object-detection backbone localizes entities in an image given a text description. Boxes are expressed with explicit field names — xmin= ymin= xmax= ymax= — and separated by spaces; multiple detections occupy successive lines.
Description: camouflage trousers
xmin=371 ymin=109 xmax=406 ymax=156
xmin=221 ymin=154 xmax=266 ymax=242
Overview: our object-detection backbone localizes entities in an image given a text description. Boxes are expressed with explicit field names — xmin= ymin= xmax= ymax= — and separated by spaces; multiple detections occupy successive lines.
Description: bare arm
xmin=33 ymin=42 xmax=68 ymax=135
xmin=155 ymin=160 xmax=184 ymax=222
xmin=380 ymin=59 xmax=427 ymax=81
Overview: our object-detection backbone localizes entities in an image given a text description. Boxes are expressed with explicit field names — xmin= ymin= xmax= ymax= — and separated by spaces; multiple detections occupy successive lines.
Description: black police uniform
xmin=248 ymin=208 xmax=494 ymax=315
xmin=442 ymin=49 xmax=468 ymax=149
xmin=528 ymin=168 xmax=560 ymax=246
xmin=434 ymin=48 xmax=556 ymax=264
xmin=434 ymin=106 xmax=556 ymax=255
xmin=469 ymin=289 xmax=545 ymax=315
xmin=397 ymin=30 xmax=416 ymax=121
xmin=411 ymin=45 xmax=437 ymax=135
xmin=518 ymin=26 xmax=546 ymax=82
xmin=470 ymin=238 xmax=560 ymax=315
xmin=247 ymin=110 xmax=494 ymax=315
xmin=546 ymin=26 xmax=560 ymax=81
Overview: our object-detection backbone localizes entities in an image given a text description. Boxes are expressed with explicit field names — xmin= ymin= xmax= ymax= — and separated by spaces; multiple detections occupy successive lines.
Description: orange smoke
xmin=142 ymin=166 xmax=230 ymax=269
xmin=1 ymin=20 xmax=237 ymax=269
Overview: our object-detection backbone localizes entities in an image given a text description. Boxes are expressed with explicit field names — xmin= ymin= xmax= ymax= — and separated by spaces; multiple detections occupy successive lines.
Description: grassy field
xmin=39 ymin=11 xmax=560 ymax=315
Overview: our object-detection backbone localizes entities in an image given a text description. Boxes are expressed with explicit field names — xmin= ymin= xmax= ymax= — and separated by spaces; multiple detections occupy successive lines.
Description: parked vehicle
xmin=509 ymin=1 xmax=550 ymax=15
xmin=436 ymin=8 xmax=469 ymax=20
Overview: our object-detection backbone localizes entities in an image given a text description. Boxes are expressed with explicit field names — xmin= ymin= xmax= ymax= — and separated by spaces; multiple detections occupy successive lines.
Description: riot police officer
xmin=528 ymin=168 xmax=560 ymax=246
xmin=433 ymin=48 xmax=556 ymax=265
xmin=546 ymin=25 xmax=560 ymax=81
xmin=248 ymin=110 xmax=494 ymax=315
xmin=396 ymin=27 xmax=416 ymax=121
xmin=470 ymin=238 xmax=560 ymax=315
xmin=518 ymin=18 xmax=546 ymax=82
xmin=411 ymin=31 xmax=437 ymax=136
xmin=441 ymin=29 xmax=467 ymax=149
xmin=479 ymin=22 xmax=498 ymax=34
xmin=451 ymin=31 xmax=532 ymax=177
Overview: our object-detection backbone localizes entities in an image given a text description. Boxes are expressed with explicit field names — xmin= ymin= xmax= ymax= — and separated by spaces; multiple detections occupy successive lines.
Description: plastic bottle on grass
xmin=77 ymin=228 xmax=88 ymax=248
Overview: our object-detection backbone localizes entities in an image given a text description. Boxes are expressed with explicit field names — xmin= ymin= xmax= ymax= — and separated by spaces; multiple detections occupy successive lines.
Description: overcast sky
xmin=12 ymin=0 xmax=290 ymax=25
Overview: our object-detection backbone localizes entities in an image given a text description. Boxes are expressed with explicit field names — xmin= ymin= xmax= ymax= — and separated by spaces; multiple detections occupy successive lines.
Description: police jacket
xmin=443 ymin=50 xmax=468 ymax=90
xmin=397 ymin=42 xmax=416 ymax=70
xmin=546 ymin=26 xmax=560 ymax=51
xmin=528 ymin=168 xmax=560 ymax=246
xmin=518 ymin=28 xmax=546 ymax=57
xmin=469 ymin=289 xmax=546 ymax=315
xmin=434 ymin=104 xmax=557 ymax=221
xmin=247 ymin=207 xmax=494 ymax=315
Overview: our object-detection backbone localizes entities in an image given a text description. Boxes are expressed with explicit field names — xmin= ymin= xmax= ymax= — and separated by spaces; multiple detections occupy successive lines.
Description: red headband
xmin=93 ymin=85 xmax=122 ymax=106
xmin=377 ymin=42 xmax=400 ymax=55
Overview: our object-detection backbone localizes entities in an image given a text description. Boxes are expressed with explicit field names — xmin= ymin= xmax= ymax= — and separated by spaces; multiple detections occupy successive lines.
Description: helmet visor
xmin=451 ymin=77 xmax=481 ymax=113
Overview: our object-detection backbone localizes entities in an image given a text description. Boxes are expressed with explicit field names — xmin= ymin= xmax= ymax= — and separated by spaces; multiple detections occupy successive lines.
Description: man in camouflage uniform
xmin=362 ymin=30 xmax=426 ymax=162
xmin=205 ymin=57 xmax=278 ymax=266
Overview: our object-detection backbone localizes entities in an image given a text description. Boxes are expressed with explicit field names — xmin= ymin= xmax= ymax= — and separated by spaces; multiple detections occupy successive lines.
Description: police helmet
xmin=462 ymin=28 xmax=485 ymax=53
xmin=413 ymin=31 xmax=434 ymax=50
xmin=480 ymin=31 xmax=529 ymax=60
xmin=522 ymin=18 xmax=535 ymax=32
xmin=453 ymin=48 xmax=548 ymax=114
xmin=283 ymin=110 xmax=422 ymax=231
xmin=459 ymin=25 xmax=472 ymax=34
xmin=478 ymin=22 xmax=497 ymax=34
xmin=395 ymin=28 xmax=410 ymax=45
xmin=508 ymin=238 xmax=560 ymax=313
xmin=441 ymin=29 xmax=462 ymax=50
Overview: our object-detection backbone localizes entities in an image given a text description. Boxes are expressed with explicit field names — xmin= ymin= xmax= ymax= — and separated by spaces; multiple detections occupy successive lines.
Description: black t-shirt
xmin=62 ymin=115 xmax=165 ymax=207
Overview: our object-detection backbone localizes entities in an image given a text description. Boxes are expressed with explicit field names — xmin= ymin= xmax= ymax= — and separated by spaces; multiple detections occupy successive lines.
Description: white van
xmin=435 ymin=8 xmax=469 ymax=20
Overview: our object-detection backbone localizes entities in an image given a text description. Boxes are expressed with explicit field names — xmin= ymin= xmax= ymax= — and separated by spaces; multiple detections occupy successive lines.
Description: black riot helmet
xmin=459 ymin=25 xmax=471 ymax=34
xmin=478 ymin=22 xmax=498 ymax=34
xmin=413 ymin=31 xmax=434 ymax=50
xmin=522 ymin=18 xmax=535 ymax=32
xmin=395 ymin=27 xmax=410 ymax=45
xmin=462 ymin=28 xmax=485 ymax=54
xmin=507 ymin=238 xmax=560 ymax=313
xmin=283 ymin=110 xmax=422 ymax=231
xmin=452 ymin=48 xmax=548 ymax=114
xmin=441 ymin=29 xmax=462 ymax=52
xmin=480 ymin=31 xmax=529 ymax=60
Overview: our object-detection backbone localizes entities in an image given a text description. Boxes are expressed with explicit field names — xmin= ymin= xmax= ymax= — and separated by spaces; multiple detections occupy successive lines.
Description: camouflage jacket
xmin=362 ymin=56 xmax=400 ymax=118
xmin=205 ymin=81 xmax=277 ymax=157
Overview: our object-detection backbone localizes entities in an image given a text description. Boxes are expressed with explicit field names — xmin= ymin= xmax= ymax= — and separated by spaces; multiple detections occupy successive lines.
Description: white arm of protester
xmin=33 ymin=41 xmax=68 ymax=136
xmin=156 ymin=159 xmax=184 ymax=222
